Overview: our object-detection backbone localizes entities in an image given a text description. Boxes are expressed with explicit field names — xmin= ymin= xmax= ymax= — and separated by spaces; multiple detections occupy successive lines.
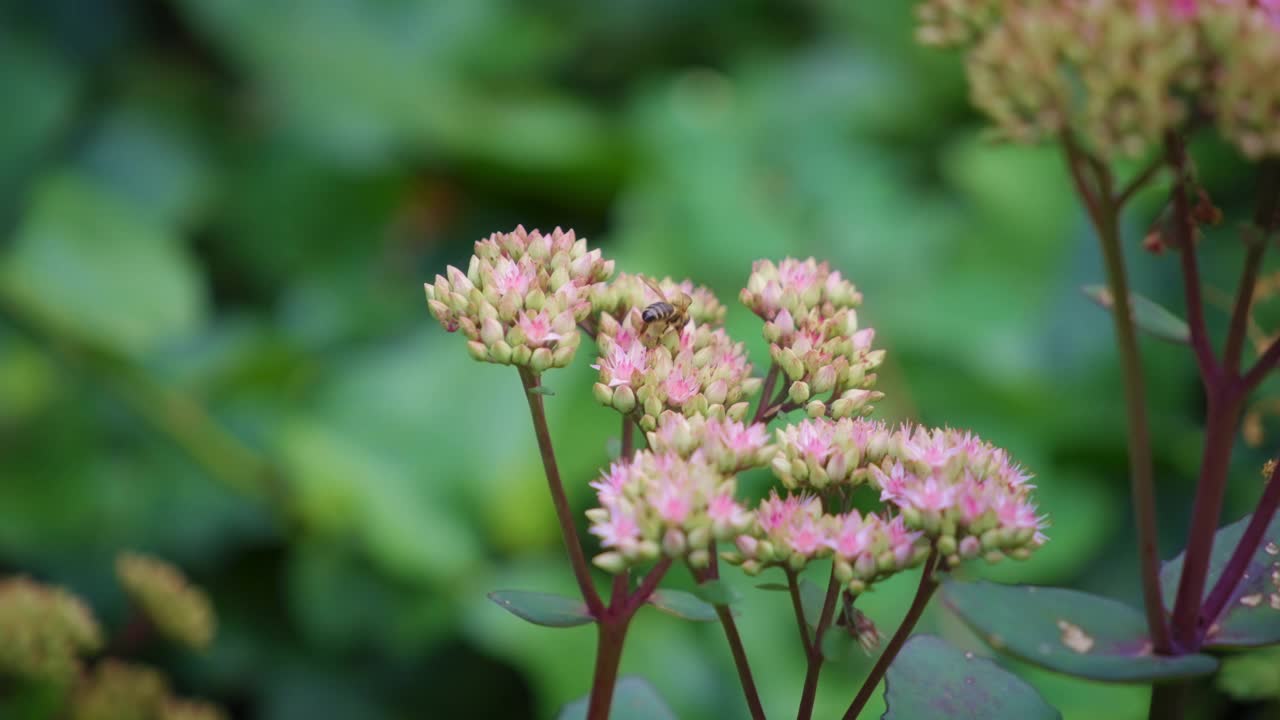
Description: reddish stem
xmin=796 ymin=570 xmax=840 ymax=720
xmin=1198 ymin=461 xmax=1280 ymax=634
xmin=1166 ymin=133 xmax=1221 ymax=385
xmin=693 ymin=561 xmax=767 ymax=720
xmin=843 ymin=552 xmax=940 ymax=720
xmin=517 ymin=367 xmax=604 ymax=617
xmin=586 ymin=621 xmax=629 ymax=720
xmin=785 ymin=569 xmax=814 ymax=657
xmin=753 ymin=363 xmax=781 ymax=424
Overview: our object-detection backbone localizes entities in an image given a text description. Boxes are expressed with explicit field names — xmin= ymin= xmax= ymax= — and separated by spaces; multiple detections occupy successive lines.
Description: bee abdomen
xmin=642 ymin=302 xmax=675 ymax=323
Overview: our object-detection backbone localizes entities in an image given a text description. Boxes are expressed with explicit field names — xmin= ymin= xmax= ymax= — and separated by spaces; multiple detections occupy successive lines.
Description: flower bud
xmin=530 ymin=348 xmax=554 ymax=373
xmin=789 ymin=381 xmax=811 ymax=404
xmin=612 ymin=385 xmax=637 ymax=413
xmin=593 ymin=552 xmax=628 ymax=574
xmin=490 ymin=341 xmax=514 ymax=364
xmin=663 ymin=528 xmax=688 ymax=557
xmin=593 ymin=382 xmax=615 ymax=406
xmin=805 ymin=400 xmax=826 ymax=418
xmin=688 ymin=549 xmax=711 ymax=568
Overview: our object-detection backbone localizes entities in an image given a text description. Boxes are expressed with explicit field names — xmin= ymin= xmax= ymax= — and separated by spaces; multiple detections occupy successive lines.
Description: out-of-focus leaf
xmin=1082 ymin=285 xmax=1190 ymax=345
xmin=800 ymin=576 xmax=828 ymax=630
xmin=691 ymin=580 xmax=739 ymax=607
xmin=1217 ymin=646 xmax=1280 ymax=701
xmin=820 ymin=629 xmax=857 ymax=663
xmin=0 ymin=34 xmax=78 ymax=191
xmin=557 ymin=676 xmax=677 ymax=720
xmin=488 ymin=590 xmax=593 ymax=628
xmin=883 ymin=635 xmax=1060 ymax=720
xmin=0 ymin=172 xmax=206 ymax=357
xmin=1161 ymin=512 xmax=1280 ymax=648
xmin=942 ymin=581 xmax=1218 ymax=681
xmin=647 ymin=590 xmax=718 ymax=622
xmin=755 ymin=583 xmax=790 ymax=592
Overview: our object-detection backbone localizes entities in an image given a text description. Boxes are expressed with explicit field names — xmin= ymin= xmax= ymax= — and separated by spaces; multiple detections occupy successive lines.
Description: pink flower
xmin=591 ymin=508 xmax=640 ymax=548
xmin=517 ymin=311 xmax=561 ymax=347
xmin=884 ymin=516 xmax=922 ymax=565
xmin=592 ymin=342 xmax=648 ymax=387
xmin=715 ymin=421 xmax=769 ymax=454
xmin=591 ymin=462 xmax=631 ymax=506
xmin=792 ymin=420 xmax=835 ymax=462
xmin=900 ymin=475 xmax=957 ymax=513
xmin=787 ymin=516 xmax=827 ymax=556
xmin=664 ymin=364 xmax=701 ymax=406
xmin=491 ymin=257 xmax=536 ymax=297
xmin=779 ymin=258 xmax=822 ymax=293
xmin=829 ymin=512 xmax=875 ymax=558
xmin=708 ymin=492 xmax=747 ymax=526
xmin=872 ymin=462 xmax=910 ymax=503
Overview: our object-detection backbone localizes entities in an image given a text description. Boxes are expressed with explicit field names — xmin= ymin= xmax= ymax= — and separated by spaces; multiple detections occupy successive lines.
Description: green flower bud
xmin=789 ymin=381 xmax=811 ymax=404
xmin=805 ymin=400 xmax=826 ymax=418
xmin=530 ymin=348 xmax=554 ymax=373
xmin=612 ymin=385 xmax=637 ymax=413
xmin=490 ymin=341 xmax=514 ymax=364
xmin=593 ymin=382 xmax=615 ymax=406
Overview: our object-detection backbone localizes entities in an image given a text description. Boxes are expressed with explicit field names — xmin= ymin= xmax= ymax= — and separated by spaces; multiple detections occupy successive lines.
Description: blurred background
xmin=1 ymin=1 xmax=1277 ymax=718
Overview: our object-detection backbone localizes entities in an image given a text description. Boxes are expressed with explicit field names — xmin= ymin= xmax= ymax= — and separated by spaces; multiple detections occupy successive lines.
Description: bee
xmin=639 ymin=276 xmax=692 ymax=341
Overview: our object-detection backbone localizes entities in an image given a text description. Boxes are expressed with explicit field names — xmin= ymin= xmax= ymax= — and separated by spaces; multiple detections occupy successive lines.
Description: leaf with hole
xmin=557 ymin=676 xmax=676 ymax=720
xmin=487 ymin=590 xmax=593 ymax=628
xmin=1082 ymin=285 xmax=1189 ymax=345
xmin=942 ymin=581 xmax=1217 ymax=682
xmin=883 ymin=635 xmax=1060 ymax=720
xmin=1161 ymin=512 xmax=1280 ymax=648
xmin=646 ymin=589 xmax=718 ymax=622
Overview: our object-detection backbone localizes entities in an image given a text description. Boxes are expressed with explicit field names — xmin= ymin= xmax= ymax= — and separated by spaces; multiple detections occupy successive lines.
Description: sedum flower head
xmin=0 ymin=577 xmax=102 ymax=683
xmin=915 ymin=0 xmax=1006 ymax=48
xmin=592 ymin=311 xmax=760 ymax=430
xmin=965 ymin=0 xmax=1206 ymax=159
xmin=591 ymin=273 xmax=727 ymax=326
xmin=1205 ymin=2 xmax=1280 ymax=158
xmin=770 ymin=418 xmax=894 ymax=490
xmin=646 ymin=413 xmax=775 ymax=473
xmin=161 ymin=699 xmax=228 ymax=720
xmin=871 ymin=425 xmax=1046 ymax=564
xmin=587 ymin=450 xmax=753 ymax=571
xmin=424 ymin=226 xmax=613 ymax=371
xmin=116 ymin=552 xmax=215 ymax=651
xmin=72 ymin=660 xmax=170 ymax=720
xmin=740 ymin=257 xmax=862 ymax=322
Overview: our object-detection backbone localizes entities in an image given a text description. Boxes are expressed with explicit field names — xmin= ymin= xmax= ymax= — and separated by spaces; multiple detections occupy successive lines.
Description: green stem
xmin=1064 ymin=139 xmax=1172 ymax=653
xmin=843 ymin=552 xmax=939 ymax=720
xmin=517 ymin=367 xmax=605 ymax=617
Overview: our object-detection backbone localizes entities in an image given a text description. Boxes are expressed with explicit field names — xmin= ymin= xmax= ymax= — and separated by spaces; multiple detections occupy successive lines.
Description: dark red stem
xmin=843 ymin=552 xmax=940 ymax=720
xmin=796 ymin=570 xmax=840 ymax=720
xmin=1198 ymin=462 xmax=1280 ymax=634
xmin=753 ymin=363 xmax=781 ymax=424
xmin=586 ymin=621 xmax=629 ymax=720
xmin=785 ymin=569 xmax=814 ymax=657
xmin=693 ymin=559 xmax=766 ymax=720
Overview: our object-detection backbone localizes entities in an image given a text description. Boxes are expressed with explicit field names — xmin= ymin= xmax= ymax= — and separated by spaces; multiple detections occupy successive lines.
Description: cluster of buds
xmin=592 ymin=311 xmax=760 ymax=431
xmin=646 ymin=413 xmax=775 ymax=474
xmin=725 ymin=493 xmax=931 ymax=594
xmin=424 ymin=226 xmax=613 ymax=372
xmin=966 ymin=1 xmax=1205 ymax=158
xmin=915 ymin=0 xmax=1005 ymax=48
xmin=1205 ymin=3 xmax=1280 ymax=158
xmin=770 ymin=418 xmax=893 ymax=490
xmin=0 ymin=577 xmax=102 ymax=683
xmin=590 ymin=273 xmax=726 ymax=326
xmin=743 ymin=259 xmax=883 ymax=419
xmin=117 ymin=552 xmax=215 ymax=651
xmin=72 ymin=660 xmax=225 ymax=720
xmin=872 ymin=425 xmax=1047 ymax=564
xmin=587 ymin=450 xmax=753 ymax=572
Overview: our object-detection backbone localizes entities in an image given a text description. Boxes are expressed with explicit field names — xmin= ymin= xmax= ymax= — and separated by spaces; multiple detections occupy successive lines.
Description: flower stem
xmin=753 ymin=363 xmax=781 ymax=424
xmin=694 ymin=559 xmax=767 ymax=720
xmin=785 ymin=569 xmax=814 ymax=657
xmin=843 ymin=552 xmax=940 ymax=720
xmin=796 ymin=570 xmax=840 ymax=720
xmin=517 ymin=367 xmax=605 ymax=618
xmin=621 ymin=418 xmax=636 ymax=460
xmin=1064 ymin=138 xmax=1172 ymax=652
xmin=1198 ymin=459 xmax=1280 ymax=634
xmin=586 ymin=620 xmax=630 ymax=720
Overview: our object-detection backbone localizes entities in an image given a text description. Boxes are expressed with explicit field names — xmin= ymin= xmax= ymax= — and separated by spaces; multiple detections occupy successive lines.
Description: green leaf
xmin=883 ymin=635 xmax=1061 ymax=720
xmin=692 ymin=579 xmax=740 ymax=607
xmin=557 ymin=676 xmax=677 ymax=720
xmin=942 ymin=581 xmax=1218 ymax=682
xmin=1217 ymin=646 xmax=1280 ymax=702
xmin=1 ymin=172 xmax=206 ymax=357
xmin=527 ymin=386 xmax=556 ymax=396
xmin=1160 ymin=512 xmax=1280 ymax=648
xmin=488 ymin=590 xmax=594 ymax=628
xmin=755 ymin=583 xmax=790 ymax=592
xmin=646 ymin=589 xmax=718 ymax=622
xmin=1081 ymin=285 xmax=1189 ymax=345
xmin=820 ymin=629 xmax=857 ymax=663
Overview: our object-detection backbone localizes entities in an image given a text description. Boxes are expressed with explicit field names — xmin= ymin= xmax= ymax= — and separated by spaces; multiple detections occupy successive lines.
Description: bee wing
xmin=639 ymin=275 xmax=668 ymax=303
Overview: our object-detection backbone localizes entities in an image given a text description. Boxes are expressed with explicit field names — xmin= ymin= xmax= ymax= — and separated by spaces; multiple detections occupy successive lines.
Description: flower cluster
xmin=591 ymin=273 xmax=727 ymax=326
xmin=0 ymin=577 xmax=102 ymax=683
xmin=920 ymin=0 xmax=1280 ymax=159
xmin=743 ymin=259 xmax=884 ymax=419
xmin=646 ymin=413 xmax=775 ymax=474
xmin=424 ymin=226 xmax=613 ymax=371
xmin=73 ymin=660 xmax=226 ymax=720
xmin=873 ymin=425 xmax=1046 ymax=563
xmin=587 ymin=450 xmax=753 ymax=572
xmin=117 ymin=552 xmax=215 ymax=651
xmin=592 ymin=310 xmax=760 ymax=431
xmin=727 ymin=492 xmax=930 ymax=593
xmin=771 ymin=417 xmax=893 ymax=490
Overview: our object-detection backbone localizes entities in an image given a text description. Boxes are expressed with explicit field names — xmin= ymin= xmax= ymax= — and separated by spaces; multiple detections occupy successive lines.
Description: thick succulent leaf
xmin=692 ymin=579 xmax=740 ymax=606
xmin=942 ymin=581 xmax=1218 ymax=682
xmin=488 ymin=590 xmax=594 ymax=628
xmin=1161 ymin=512 xmax=1280 ymax=648
xmin=646 ymin=590 xmax=718 ymax=622
xmin=883 ymin=635 xmax=1060 ymax=720
xmin=557 ymin=676 xmax=677 ymax=720
xmin=1082 ymin=285 xmax=1190 ymax=345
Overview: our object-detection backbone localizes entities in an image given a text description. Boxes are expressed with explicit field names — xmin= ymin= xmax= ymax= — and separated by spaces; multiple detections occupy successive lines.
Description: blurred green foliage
xmin=1 ymin=1 xmax=1278 ymax=718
